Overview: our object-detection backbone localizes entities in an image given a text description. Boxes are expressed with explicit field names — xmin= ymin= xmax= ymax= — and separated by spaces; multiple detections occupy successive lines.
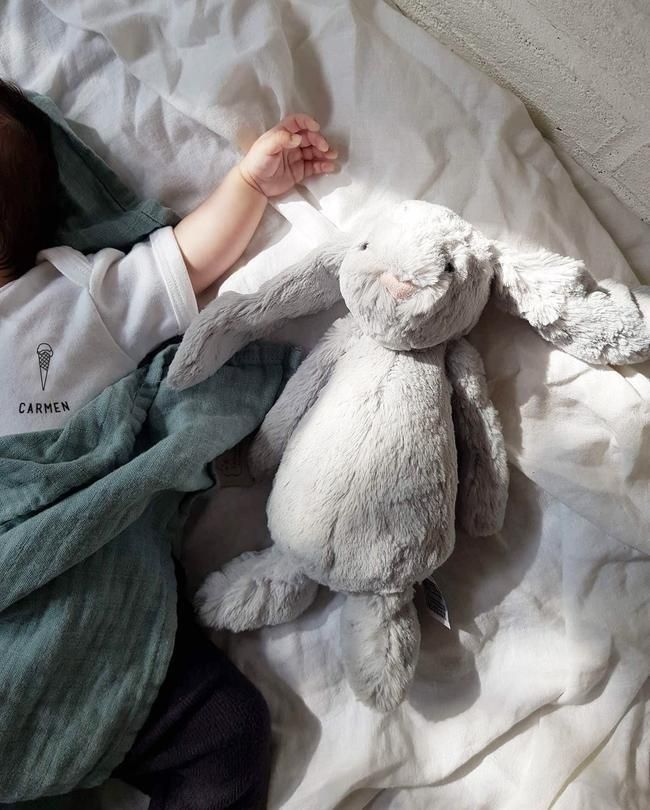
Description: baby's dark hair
xmin=0 ymin=79 xmax=60 ymax=279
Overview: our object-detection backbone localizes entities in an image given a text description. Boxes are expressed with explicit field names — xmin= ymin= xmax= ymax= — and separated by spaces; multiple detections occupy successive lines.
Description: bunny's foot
xmin=340 ymin=589 xmax=420 ymax=712
xmin=195 ymin=547 xmax=318 ymax=632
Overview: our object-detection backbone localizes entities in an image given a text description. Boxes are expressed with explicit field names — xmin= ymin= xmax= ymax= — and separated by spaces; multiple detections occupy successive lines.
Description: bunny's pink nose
xmin=380 ymin=272 xmax=417 ymax=301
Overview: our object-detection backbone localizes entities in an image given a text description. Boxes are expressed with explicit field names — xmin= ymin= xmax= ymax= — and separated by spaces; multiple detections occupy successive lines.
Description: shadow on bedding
xmin=409 ymin=466 xmax=543 ymax=721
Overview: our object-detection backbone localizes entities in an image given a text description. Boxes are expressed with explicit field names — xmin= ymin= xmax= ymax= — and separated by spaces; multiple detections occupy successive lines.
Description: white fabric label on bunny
xmin=421 ymin=577 xmax=451 ymax=629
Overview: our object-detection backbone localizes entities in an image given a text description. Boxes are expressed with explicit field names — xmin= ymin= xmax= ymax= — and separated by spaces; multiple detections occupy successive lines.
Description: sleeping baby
xmin=0 ymin=79 xmax=336 ymax=809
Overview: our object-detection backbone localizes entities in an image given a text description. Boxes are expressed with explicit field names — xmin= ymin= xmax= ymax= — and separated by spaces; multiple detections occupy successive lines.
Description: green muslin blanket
xmin=27 ymin=90 xmax=180 ymax=253
xmin=0 ymin=92 xmax=299 ymax=802
xmin=0 ymin=341 xmax=299 ymax=801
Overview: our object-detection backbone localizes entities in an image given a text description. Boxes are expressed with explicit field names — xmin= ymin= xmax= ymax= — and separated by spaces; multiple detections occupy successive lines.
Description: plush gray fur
xmin=341 ymin=590 xmax=420 ymax=712
xmin=446 ymin=338 xmax=508 ymax=537
xmin=169 ymin=200 xmax=650 ymax=712
xmin=168 ymin=236 xmax=351 ymax=389
xmin=196 ymin=547 xmax=319 ymax=631
xmin=248 ymin=315 xmax=361 ymax=480
xmin=493 ymin=242 xmax=650 ymax=364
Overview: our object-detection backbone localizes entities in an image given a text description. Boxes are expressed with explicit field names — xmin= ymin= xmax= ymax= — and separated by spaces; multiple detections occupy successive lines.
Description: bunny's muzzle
xmin=380 ymin=272 xmax=417 ymax=301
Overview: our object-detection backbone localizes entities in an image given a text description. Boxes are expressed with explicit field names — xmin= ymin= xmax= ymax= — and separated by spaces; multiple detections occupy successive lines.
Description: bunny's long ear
xmin=491 ymin=242 xmax=650 ymax=365
xmin=167 ymin=237 xmax=350 ymax=389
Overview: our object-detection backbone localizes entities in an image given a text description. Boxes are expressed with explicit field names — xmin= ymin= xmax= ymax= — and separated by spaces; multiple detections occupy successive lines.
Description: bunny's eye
xmin=359 ymin=241 xmax=369 ymax=251
xmin=444 ymin=261 xmax=455 ymax=273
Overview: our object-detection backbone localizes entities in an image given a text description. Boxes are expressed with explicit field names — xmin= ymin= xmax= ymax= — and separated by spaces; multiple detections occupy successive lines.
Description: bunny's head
xmin=338 ymin=200 xmax=493 ymax=350
xmin=168 ymin=200 xmax=650 ymax=390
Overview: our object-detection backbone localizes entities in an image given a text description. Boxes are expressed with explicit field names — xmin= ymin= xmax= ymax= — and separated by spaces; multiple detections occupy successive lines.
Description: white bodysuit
xmin=0 ymin=227 xmax=197 ymax=436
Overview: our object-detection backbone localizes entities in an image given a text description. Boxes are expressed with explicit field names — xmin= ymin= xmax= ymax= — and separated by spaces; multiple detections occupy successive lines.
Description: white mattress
xmin=1 ymin=2 xmax=648 ymax=809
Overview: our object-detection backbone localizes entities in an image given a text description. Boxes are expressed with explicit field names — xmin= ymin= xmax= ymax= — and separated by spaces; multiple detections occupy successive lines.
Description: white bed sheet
xmin=1 ymin=2 xmax=648 ymax=809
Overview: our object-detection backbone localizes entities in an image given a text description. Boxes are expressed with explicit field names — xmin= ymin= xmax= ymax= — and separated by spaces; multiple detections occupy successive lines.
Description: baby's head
xmin=0 ymin=79 xmax=59 ymax=281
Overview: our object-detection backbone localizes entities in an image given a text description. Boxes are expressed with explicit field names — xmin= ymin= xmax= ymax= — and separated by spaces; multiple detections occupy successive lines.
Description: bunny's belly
xmin=267 ymin=339 xmax=457 ymax=594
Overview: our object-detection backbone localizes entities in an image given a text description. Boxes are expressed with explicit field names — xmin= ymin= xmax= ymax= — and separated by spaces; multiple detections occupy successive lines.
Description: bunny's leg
xmin=340 ymin=589 xmax=420 ymax=713
xmin=250 ymin=314 xmax=361 ymax=478
xmin=195 ymin=547 xmax=318 ymax=632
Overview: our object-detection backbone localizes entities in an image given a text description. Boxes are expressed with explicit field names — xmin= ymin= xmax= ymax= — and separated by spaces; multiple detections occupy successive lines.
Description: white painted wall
xmin=391 ymin=0 xmax=650 ymax=222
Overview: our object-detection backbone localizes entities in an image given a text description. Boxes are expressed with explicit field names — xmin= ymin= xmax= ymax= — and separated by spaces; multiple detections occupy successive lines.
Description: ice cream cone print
xmin=37 ymin=343 xmax=54 ymax=391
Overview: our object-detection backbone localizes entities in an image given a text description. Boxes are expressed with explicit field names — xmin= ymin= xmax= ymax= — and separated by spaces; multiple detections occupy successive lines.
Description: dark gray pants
xmin=114 ymin=587 xmax=271 ymax=810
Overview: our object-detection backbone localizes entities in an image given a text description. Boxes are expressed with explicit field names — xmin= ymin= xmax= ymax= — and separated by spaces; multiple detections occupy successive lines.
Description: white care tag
xmin=213 ymin=439 xmax=254 ymax=488
xmin=421 ymin=576 xmax=451 ymax=629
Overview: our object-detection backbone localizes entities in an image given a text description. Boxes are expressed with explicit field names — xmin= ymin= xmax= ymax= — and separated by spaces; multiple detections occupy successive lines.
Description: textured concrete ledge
xmin=391 ymin=0 xmax=650 ymax=222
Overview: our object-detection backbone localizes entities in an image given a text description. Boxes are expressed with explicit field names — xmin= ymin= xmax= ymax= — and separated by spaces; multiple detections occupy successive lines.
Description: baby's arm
xmin=174 ymin=114 xmax=337 ymax=295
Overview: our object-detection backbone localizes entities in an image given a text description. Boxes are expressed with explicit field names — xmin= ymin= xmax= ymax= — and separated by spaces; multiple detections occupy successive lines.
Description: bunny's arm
xmin=168 ymin=236 xmax=351 ymax=390
xmin=249 ymin=315 xmax=360 ymax=479
xmin=446 ymin=338 xmax=509 ymax=536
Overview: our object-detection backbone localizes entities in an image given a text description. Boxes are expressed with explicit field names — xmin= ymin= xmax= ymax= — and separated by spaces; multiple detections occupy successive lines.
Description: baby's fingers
xmin=303 ymin=160 xmax=337 ymax=178
xmin=301 ymin=128 xmax=332 ymax=153
xmin=276 ymin=115 xmax=331 ymax=152
xmin=262 ymin=128 xmax=302 ymax=155
xmin=280 ymin=113 xmax=320 ymax=134
xmin=302 ymin=145 xmax=338 ymax=161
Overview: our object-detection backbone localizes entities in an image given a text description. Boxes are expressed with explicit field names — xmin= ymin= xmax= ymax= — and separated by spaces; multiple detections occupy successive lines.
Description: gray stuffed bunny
xmin=168 ymin=200 xmax=650 ymax=712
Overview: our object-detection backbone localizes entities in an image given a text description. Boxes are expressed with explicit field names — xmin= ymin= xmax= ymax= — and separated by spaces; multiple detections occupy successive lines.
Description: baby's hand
xmin=238 ymin=114 xmax=337 ymax=198
xmin=174 ymin=114 xmax=337 ymax=294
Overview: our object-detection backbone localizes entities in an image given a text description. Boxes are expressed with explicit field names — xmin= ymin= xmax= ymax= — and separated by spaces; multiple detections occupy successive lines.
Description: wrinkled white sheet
xmin=1 ymin=1 xmax=648 ymax=808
